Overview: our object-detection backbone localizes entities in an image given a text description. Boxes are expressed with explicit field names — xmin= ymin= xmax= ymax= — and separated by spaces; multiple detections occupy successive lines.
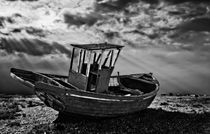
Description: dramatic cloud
xmin=25 ymin=27 xmax=47 ymax=37
xmin=0 ymin=14 xmax=20 ymax=27
xmin=6 ymin=0 xmax=38 ymax=1
xmin=163 ymin=0 xmax=210 ymax=4
xmin=175 ymin=18 xmax=210 ymax=32
xmin=62 ymin=10 xmax=103 ymax=27
xmin=95 ymin=0 xmax=140 ymax=12
xmin=0 ymin=38 xmax=72 ymax=57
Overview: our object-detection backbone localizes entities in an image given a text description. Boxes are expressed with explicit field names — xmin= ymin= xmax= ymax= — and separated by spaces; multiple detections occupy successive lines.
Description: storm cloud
xmin=95 ymin=0 xmax=140 ymax=12
xmin=0 ymin=38 xmax=72 ymax=57
xmin=60 ymin=6 xmax=105 ymax=27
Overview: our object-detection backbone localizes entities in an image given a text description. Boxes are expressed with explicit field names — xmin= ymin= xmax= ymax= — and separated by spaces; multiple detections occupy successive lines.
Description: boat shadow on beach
xmin=29 ymin=108 xmax=210 ymax=134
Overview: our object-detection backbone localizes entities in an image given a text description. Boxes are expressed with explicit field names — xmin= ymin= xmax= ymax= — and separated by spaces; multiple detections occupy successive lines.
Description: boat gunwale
xmin=10 ymin=69 xmax=65 ymax=88
xmin=35 ymin=81 xmax=159 ymax=101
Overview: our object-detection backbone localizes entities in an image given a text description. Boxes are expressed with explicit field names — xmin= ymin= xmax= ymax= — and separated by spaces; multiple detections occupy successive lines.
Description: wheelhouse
xmin=68 ymin=43 xmax=124 ymax=93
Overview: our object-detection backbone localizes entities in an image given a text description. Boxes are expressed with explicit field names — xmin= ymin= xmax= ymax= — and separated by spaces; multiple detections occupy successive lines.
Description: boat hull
xmin=64 ymin=93 xmax=156 ymax=117
xmin=35 ymin=82 xmax=158 ymax=117
xmin=11 ymin=68 xmax=159 ymax=117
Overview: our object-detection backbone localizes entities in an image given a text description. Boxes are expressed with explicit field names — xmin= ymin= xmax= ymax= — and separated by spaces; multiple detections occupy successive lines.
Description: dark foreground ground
xmin=0 ymin=94 xmax=210 ymax=134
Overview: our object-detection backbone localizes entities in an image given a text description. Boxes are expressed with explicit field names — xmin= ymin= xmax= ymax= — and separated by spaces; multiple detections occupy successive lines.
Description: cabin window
xmin=98 ymin=50 xmax=119 ymax=69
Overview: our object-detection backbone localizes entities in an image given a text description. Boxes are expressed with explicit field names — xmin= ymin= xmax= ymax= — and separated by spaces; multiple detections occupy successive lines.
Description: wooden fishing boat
xmin=10 ymin=43 xmax=159 ymax=117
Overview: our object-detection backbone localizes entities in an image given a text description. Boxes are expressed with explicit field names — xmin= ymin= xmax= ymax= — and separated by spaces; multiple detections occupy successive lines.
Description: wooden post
xmin=113 ymin=49 xmax=121 ymax=66
xmin=93 ymin=52 xmax=97 ymax=62
xmin=96 ymin=53 xmax=101 ymax=63
xmin=82 ymin=50 xmax=86 ymax=64
xmin=78 ymin=50 xmax=82 ymax=73
xmin=102 ymin=50 xmax=111 ymax=67
xmin=109 ymin=50 xmax=113 ymax=68
xmin=99 ymin=50 xmax=104 ymax=70
xmin=69 ymin=47 xmax=75 ymax=72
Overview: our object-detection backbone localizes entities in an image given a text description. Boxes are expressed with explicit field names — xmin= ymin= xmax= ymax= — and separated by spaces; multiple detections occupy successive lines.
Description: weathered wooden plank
xmin=68 ymin=70 xmax=87 ymax=90
xmin=64 ymin=96 xmax=155 ymax=116
xmin=96 ymin=68 xmax=113 ymax=93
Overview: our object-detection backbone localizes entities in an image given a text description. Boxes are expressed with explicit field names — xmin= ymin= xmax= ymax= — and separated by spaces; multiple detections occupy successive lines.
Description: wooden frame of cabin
xmin=68 ymin=43 xmax=124 ymax=93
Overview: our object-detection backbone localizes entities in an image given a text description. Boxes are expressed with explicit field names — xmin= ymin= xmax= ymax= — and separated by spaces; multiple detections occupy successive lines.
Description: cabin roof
xmin=71 ymin=43 xmax=124 ymax=50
